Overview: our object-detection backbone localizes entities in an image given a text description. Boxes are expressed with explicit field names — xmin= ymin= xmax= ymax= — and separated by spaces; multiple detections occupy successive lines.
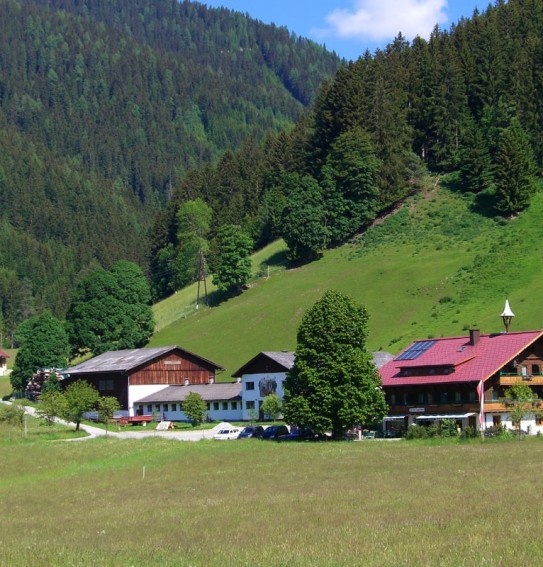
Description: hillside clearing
xmin=150 ymin=178 xmax=543 ymax=376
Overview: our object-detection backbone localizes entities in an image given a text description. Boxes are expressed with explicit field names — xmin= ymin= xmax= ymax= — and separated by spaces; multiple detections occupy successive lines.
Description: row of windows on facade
xmin=136 ymin=400 xmax=258 ymax=413
xmin=400 ymin=364 xmax=543 ymax=378
xmin=390 ymin=390 xmax=479 ymax=405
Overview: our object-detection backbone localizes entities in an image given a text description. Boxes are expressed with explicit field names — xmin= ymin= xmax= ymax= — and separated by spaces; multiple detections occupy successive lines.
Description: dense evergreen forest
xmin=1 ymin=0 xmax=542 ymax=348
xmin=151 ymin=0 xmax=542 ymax=298
xmin=0 ymin=0 xmax=342 ymax=344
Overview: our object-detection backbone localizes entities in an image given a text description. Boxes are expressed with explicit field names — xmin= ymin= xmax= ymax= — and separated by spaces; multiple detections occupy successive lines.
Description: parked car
xmin=213 ymin=427 xmax=241 ymax=440
xmin=278 ymin=426 xmax=329 ymax=442
xmin=261 ymin=424 xmax=289 ymax=440
xmin=237 ymin=425 xmax=265 ymax=439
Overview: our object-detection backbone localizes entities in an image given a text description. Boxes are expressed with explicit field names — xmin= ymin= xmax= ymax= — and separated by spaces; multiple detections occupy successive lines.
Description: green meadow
xmin=151 ymin=178 xmax=543 ymax=376
xmin=1 ymin=422 xmax=543 ymax=566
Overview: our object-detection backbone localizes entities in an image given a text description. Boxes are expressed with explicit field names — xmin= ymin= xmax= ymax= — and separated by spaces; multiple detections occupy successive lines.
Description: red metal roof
xmin=380 ymin=330 xmax=543 ymax=386
xmin=0 ymin=350 xmax=9 ymax=358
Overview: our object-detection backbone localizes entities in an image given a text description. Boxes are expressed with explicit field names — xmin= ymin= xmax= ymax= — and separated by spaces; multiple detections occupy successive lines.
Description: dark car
xmin=261 ymin=424 xmax=289 ymax=440
xmin=237 ymin=425 xmax=265 ymax=439
xmin=277 ymin=426 xmax=327 ymax=442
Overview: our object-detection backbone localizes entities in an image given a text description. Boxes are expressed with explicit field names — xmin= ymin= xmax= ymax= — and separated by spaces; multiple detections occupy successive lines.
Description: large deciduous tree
xmin=283 ymin=290 xmax=387 ymax=438
xmin=66 ymin=261 xmax=154 ymax=357
xmin=212 ymin=224 xmax=253 ymax=295
xmin=10 ymin=312 xmax=70 ymax=392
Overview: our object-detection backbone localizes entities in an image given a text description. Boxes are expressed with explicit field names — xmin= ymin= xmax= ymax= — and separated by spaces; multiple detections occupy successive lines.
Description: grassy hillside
xmin=150 ymin=176 xmax=543 ymax=376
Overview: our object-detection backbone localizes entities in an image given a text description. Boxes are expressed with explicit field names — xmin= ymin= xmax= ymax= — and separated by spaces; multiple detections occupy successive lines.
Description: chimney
xmin=236 ymin=377 xmax=241 ymax=383
xmin=184 ymin=378 xmax=190 ymax=386
xmin=208 ymin=376 xmax=214 ymax=384
xmin=469 ymin=329 xmax=480 ymax=346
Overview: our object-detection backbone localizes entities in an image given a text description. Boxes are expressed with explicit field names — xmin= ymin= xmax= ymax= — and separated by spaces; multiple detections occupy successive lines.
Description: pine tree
xmin=493 ymin=118 xmax=537 ymax=214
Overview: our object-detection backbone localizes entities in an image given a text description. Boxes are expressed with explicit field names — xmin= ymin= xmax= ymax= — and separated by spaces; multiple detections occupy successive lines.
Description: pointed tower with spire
xmin=501 ymin=298 xmax=515 ymax=333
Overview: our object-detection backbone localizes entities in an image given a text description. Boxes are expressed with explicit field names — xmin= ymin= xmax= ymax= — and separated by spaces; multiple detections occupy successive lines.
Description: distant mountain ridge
xmin=0 ymin=0 xmax=342 ymax=341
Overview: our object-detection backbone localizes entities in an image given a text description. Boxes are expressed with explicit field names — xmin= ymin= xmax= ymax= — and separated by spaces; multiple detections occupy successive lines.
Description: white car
xmin=213 ymin=427 xmax=241 ymax=440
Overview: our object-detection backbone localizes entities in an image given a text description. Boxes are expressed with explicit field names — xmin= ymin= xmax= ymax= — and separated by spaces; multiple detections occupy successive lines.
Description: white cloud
xmin=320 ymin=0 xmax=449 ymax=42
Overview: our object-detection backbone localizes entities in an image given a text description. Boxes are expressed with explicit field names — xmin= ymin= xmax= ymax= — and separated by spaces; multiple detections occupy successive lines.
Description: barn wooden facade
xmin=64 ymin=346 xmax=224 ymax=414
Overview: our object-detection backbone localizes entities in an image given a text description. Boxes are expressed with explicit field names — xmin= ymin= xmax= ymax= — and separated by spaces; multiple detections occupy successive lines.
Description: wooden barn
xmin=64 ymin=346 xmax=224 ymax=415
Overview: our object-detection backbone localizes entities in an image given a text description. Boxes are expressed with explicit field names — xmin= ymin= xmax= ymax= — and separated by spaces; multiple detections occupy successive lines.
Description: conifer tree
xmin=493 ymin=119 xmax=537 ymax=214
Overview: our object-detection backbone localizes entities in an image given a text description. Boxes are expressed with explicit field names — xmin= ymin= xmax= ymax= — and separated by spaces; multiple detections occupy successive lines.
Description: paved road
xmin=1 ymin=401 xmax=230 ymax=441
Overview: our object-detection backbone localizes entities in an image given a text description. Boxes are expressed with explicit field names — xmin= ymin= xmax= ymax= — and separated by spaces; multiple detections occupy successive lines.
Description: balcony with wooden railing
xmin=498 ymin=372 xmax=543 ymax=386
xmin=388 ymin=402 xmax=480 ymax=415
xmin=388 ymin=400 xmax=539 ymax=414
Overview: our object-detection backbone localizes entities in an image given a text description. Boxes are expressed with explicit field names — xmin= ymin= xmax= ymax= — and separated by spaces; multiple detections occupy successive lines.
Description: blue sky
xmin=201 ymin=0 xmax=490 ymax=60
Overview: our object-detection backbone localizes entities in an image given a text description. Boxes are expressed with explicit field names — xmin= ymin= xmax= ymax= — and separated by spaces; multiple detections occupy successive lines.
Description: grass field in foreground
xmin=1 ymin=430 xmax=543 ymax=566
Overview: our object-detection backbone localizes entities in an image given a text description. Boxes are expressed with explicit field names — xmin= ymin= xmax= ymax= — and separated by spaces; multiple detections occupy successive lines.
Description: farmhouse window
xmin=171 ymin=404 xmax=177 ymax=411
xmin=246 ymin=401 xmax=255 ymax=410
xmin=492 ymin=389 xmax=499 ymax=401
xmin=147 ymin=404 xmax=152 ymax=413
xmin=155 ymin=404 xmax=161 ymax=412
xmin=231 ymin=402 xmax=237 ymax=410
xmin=532 ymin=364 xmax=540 ymax=375
xmin=455 ymin=391 xmax=462 ymax=402
xmin=222 ymin=402 xmax=228 ymax=411
xmin=163 ymin=404 xmax=168 ymax=412
xmin=206 ymin=403 xmax=210 ymax=410
xmin=98 ymin=379 xmax=114 ymax=392
xmin=246 ymin=382 xmax=255 ymax=391
xmin=213 ymin=402 xmax=219 ymax=411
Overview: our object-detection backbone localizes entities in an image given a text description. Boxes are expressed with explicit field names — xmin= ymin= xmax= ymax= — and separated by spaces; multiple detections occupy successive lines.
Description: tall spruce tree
xmin=493 ymin=119 xmax=537 ymax=214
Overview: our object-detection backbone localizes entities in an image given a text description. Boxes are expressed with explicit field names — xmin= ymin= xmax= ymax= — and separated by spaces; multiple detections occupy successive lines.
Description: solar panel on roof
xmin=396 ymin=340 xmax=436 ymax=361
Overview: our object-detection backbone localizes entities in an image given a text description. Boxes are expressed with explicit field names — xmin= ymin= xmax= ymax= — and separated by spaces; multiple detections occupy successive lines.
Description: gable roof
xmin=66 ymin=346 xmax=224 ymax=375
xmin=232 ymin=351 xmax=295 ymax=377
xmin=380 ymin=330 xmax=543 ymax=386
xmin=135 ymin=382 xmax=241 ymax=404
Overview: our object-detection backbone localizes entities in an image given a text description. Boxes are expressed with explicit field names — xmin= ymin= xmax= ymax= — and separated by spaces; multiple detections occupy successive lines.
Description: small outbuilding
xmin=134 ymin=382 xmax=242 ymax=422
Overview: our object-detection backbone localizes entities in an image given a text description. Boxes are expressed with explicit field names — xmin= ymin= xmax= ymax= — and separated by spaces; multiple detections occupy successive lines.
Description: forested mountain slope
xmin=149 ymin=178 xmax=543 ymax=376
xmin=0 ymin=0 xmax=341 ymax=342
xmin=151 ymin=0 xmax=543 ymax=302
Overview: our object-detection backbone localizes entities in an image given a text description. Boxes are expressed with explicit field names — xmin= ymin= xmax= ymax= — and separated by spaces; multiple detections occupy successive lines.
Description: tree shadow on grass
xmin=262 ymin=248 xmax=289 ymax=268
xmin=441 ymin=173 xmax=498 ymax=219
